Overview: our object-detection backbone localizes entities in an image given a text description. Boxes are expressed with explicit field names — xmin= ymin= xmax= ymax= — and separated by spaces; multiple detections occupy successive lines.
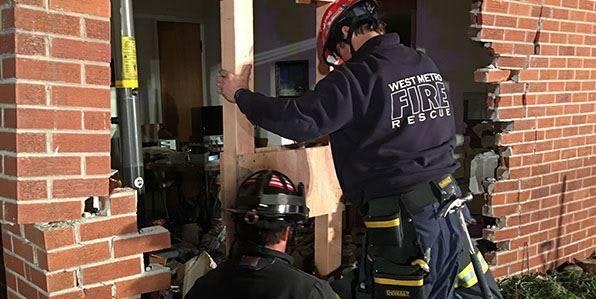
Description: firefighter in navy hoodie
xmin=217 ymin=1 xmax=503 ymax=298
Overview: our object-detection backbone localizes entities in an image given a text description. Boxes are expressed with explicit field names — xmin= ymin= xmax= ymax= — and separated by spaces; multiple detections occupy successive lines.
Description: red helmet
xmin=317 ymin=0 xmax=381 ymax=66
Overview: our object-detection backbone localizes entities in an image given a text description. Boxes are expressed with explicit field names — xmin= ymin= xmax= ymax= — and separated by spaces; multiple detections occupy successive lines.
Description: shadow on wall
xmin=162 ymin=93 xmax=180 ymax=139
xmin=259 ymin=0 xmax=316 ymax=49
xmin=538 ymin=176 xmax=567 ymax=273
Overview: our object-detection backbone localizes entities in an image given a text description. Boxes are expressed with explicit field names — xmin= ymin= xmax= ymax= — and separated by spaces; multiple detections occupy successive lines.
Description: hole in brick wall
xmin=83 ymin=196 xmax=101 ymax=217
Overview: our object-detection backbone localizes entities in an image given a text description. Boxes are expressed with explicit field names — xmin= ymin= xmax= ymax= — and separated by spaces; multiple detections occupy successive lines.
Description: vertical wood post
xmin=220 ymin=0 xmax=256 ymax=251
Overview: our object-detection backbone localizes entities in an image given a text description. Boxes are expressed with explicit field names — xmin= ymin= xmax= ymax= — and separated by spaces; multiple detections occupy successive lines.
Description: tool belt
xmin=360 ymin=174 xmax=460 ymax=299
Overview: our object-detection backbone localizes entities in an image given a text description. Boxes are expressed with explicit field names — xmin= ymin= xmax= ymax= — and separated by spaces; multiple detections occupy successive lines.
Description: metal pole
xmin=111 ymin=0 xmax=145 ymax=194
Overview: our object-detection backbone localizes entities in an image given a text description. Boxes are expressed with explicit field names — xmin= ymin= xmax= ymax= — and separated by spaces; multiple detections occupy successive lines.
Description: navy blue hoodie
xmin=236 ymin=33 xmax=459 ymax=206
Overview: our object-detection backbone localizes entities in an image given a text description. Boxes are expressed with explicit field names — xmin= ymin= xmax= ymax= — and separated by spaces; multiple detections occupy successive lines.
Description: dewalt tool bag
xmin=363 ymin=196 xmax=428 ymax=298
xmin=372 ymin=256 xmax=425 ymax=298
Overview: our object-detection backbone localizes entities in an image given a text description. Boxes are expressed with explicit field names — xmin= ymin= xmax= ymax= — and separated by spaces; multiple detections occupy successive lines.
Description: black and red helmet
xmin=228 ymin=170 xmax=309 ymax=223
xmin=317 ymin=0 xmax=381 ymax=66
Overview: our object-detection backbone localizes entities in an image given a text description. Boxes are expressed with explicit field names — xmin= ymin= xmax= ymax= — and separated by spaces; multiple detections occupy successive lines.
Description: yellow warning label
xmin=118 ymin=36 xmax=139 ymax=88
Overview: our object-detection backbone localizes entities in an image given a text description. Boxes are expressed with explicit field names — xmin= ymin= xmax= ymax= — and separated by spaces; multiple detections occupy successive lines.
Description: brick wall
xmin=2 ymin=189 xmax=171 ymax=298
xmin=471 ymin=0 xmax=596 ymax=278
xmin=0 ymin=0 xmax=111 ymax=223
xmin=0 ymin=0 xmax=172 ymax=297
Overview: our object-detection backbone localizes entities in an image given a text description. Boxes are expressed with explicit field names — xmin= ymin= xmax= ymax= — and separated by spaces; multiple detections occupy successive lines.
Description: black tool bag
xmin=363 ymin=195 xmax=403 ymax=248
xmin=362 ymin=196 xmax=428 ymax=298
xmin=372 ymin=257 xmax=425 ymax=299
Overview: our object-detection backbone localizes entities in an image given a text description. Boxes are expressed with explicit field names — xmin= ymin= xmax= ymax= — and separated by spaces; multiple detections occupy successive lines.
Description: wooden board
xmin=312 ymin=1 xmax=341 ymax=276
xmin=220 ymin=0 xmax=255 ymax=252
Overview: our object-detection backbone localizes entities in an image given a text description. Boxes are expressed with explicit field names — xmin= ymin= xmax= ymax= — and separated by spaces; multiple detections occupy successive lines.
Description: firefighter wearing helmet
xmin=185 ymin=170 xmax=338 ymax=299
xmin=217 ymin=0 xmax=502 ymax=298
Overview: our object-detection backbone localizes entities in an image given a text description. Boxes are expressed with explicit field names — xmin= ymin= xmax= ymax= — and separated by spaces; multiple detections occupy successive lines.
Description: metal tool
xmin=439 ymin=193 xmax=493 ymax=299
xmin=111 ymin=0 xmax=145 ymax=194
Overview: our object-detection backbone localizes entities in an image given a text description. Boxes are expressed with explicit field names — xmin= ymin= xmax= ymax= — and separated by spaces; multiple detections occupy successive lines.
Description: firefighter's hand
xmin=217 ymin=64 xmax=252 ymax=103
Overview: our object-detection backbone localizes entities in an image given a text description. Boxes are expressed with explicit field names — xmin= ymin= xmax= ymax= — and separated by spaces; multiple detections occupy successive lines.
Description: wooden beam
xmin=313 ymin=1 xmax=341 ymax=276
xmin=220 ymin=0 xmax=255 ymax=251
xmin=315 ymin=209 xmax=343 ymax=275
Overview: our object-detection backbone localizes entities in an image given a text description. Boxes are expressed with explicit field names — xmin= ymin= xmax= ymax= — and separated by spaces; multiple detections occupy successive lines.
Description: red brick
xmin=114 ymin=227 xmax=170 ymax=258
xmin=51 ymin=38 xmax=110 ymax=62
xmin=15 ymin=179 xmax=48 ymax=201
xmin=3 ymin=252 xmax=24 ymax=277
xmin=79 ymin=215 xmax=137 ymax=241
xmin=28 ymin=267 xmax=76 ymax=293
xmin=17 ymin=276 xmax=40 ymax=299
xmin=488 ymin=42 xmax=514 ymax=54
xmin=6 ymin=156 xmax=80 ymax=177
xmin=115 ymin=270 xmax=171 ymax=298
xmin=2 ymin=223 xmax=22 ymax=236
xmin=85 ymin=155 xmax=110 ymax=175
xmin=24 ymin=224 xmax=76 ymax=250
xmin=109 ymin=191 xmax=137 ymax=215
xmin=0 ymin=132 xmax=17 ymax=152
xmin=491 ymin=265 xmax=508 ymax=279
xmin=0 ymin=83 xmax=16 ymax=104
xmin=1 ymin=7 xmax=16 ymax=31
xmin=4 ymin=109 xmax=82 ymax=130
xmin=12 ymin=0 xmax=43 ymax=5
xmin=5 ymin=271 xmax=17 ymax=291
xmin=84 ymin=285 xmax=113 ymax=298
xmin=474 ymin=69 xmax=511 ymax=83
xmin=0 ymin=33 xmax=15 ymax=55
xmin=483 ymin=0 xmax=509 ymax=14
xmin=497 ymin=108 xmax=524 ymax=119
xmin=4 ymin=200 xmax=82 ymax=224
xmin=81 ymin=257 xmax=141 ymax=284
xmin=2 ymin=57 xmax=16 ymax=79
xmin=84 ymin=19 xmax=111 ymax=41
xmin=42 ymin=290 xmax=86 ymax=299
xmin=52 ymin=178 xmax=108 ymax=198
xmin=14 ymin=58 xmax=81 ymax=83
xmin=53 ymin=132 xmax=109 ymax=153
xmin=41 ymin=241 xmax=110 ymax=271
xmin=11 ymin=236 xmax=34 ymax=262
xmin=500 ymin=82 xmax=526 ymax=94
xmin=50 ymin=0 xmax=110 ymax=18
xmin=518 ymin=70 xmax=539 ymax=81
xmin=504 ymin=29 xmax=527 ymax=41
xmin=15 ymin=133 xmax=46 ymax=153
xmin=478 ymin=28 xmax=504 ymax=40
xmin=0 ymin=177 xmax=17 ymax=199
xmin=84 ymin=111 xmax=110 ymax=131
xmin=496 ymin=56 xmax=527 ymax=69
xmin=15 ymin=33 xmax=45 ymax=56
xmin=51 ymin=86 xmax=110 ymax=108
xmin=16 ymin=83 xmax=47 ymax=105
xmin=2 ymin=231 xmax=12 ymax=249
xmin=13 ymin=7 xmax=80 ymax=36
xmin=496 ymin=250 xmax=518 ymax=265
xmin=85 ymin=65 xmax=110 ymax=85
